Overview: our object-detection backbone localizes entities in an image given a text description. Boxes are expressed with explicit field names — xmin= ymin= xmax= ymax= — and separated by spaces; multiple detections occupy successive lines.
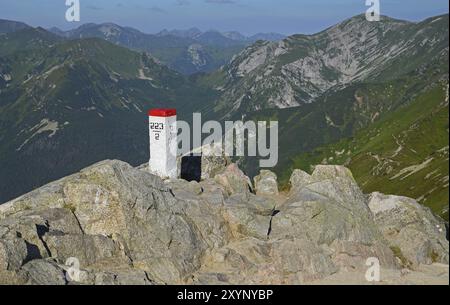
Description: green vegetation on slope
xmin=288 ymin=82 xmax=449 ymax=220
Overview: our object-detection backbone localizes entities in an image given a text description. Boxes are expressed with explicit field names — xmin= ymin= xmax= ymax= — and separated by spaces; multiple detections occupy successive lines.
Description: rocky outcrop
xmin=271 ymin=166 xmax=397 ymax=280
xmin=0 ymin=160 xmax=448 ymax=285
xmin=214 ymin=164 xmax=253 ymax=196
xmin=368 ymin=192 xmax=449 ymax=267
xmin=254 ymin=170 xmax=279 ymax=197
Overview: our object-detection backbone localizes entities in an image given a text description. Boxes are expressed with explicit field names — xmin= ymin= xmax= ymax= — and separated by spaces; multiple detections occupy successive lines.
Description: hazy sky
xmin=0 ymin=0 xmax=448 ymax=35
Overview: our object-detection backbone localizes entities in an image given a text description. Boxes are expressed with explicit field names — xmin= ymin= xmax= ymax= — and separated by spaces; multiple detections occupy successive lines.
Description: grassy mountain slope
xmin=288 ymin=81 xmax=449 ymax=220
xmin=0 ymin=26 xmax=62 ymax=56
xmin=238 ymin=59 xmax=447 ymax=176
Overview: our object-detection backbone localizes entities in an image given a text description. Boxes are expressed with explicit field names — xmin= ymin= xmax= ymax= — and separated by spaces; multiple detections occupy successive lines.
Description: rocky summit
xmin=0 ymin=159 xmax=448 ymax=285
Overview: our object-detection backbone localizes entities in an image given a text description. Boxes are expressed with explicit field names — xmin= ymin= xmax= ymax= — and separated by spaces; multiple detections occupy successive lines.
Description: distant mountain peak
xmin=155 ymin=27 xmax=286 ymax=42
xmin=333 ymin=13 xmax=412 ymax=31
xmin=0 ymin=19 xmax=31 ymax=34
xmin=207 ymin=12 xmax=448 ymax=117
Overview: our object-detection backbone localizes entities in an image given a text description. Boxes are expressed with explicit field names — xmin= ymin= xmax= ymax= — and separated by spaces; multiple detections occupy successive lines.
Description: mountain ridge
xmin=0 ymin=19 xmax=31 ymax=34
xmin=46 ymin=22 xmax=286 ymax=74
xmin=46 ymin=22 xmax=252 ymax=75
xmin=201 ymin=14 xmax=448 ymax=118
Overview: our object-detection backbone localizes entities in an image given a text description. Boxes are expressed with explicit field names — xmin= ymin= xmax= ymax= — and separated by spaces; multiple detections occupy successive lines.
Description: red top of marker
xmin=148 ymin=108 xmax=177 ymax=117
